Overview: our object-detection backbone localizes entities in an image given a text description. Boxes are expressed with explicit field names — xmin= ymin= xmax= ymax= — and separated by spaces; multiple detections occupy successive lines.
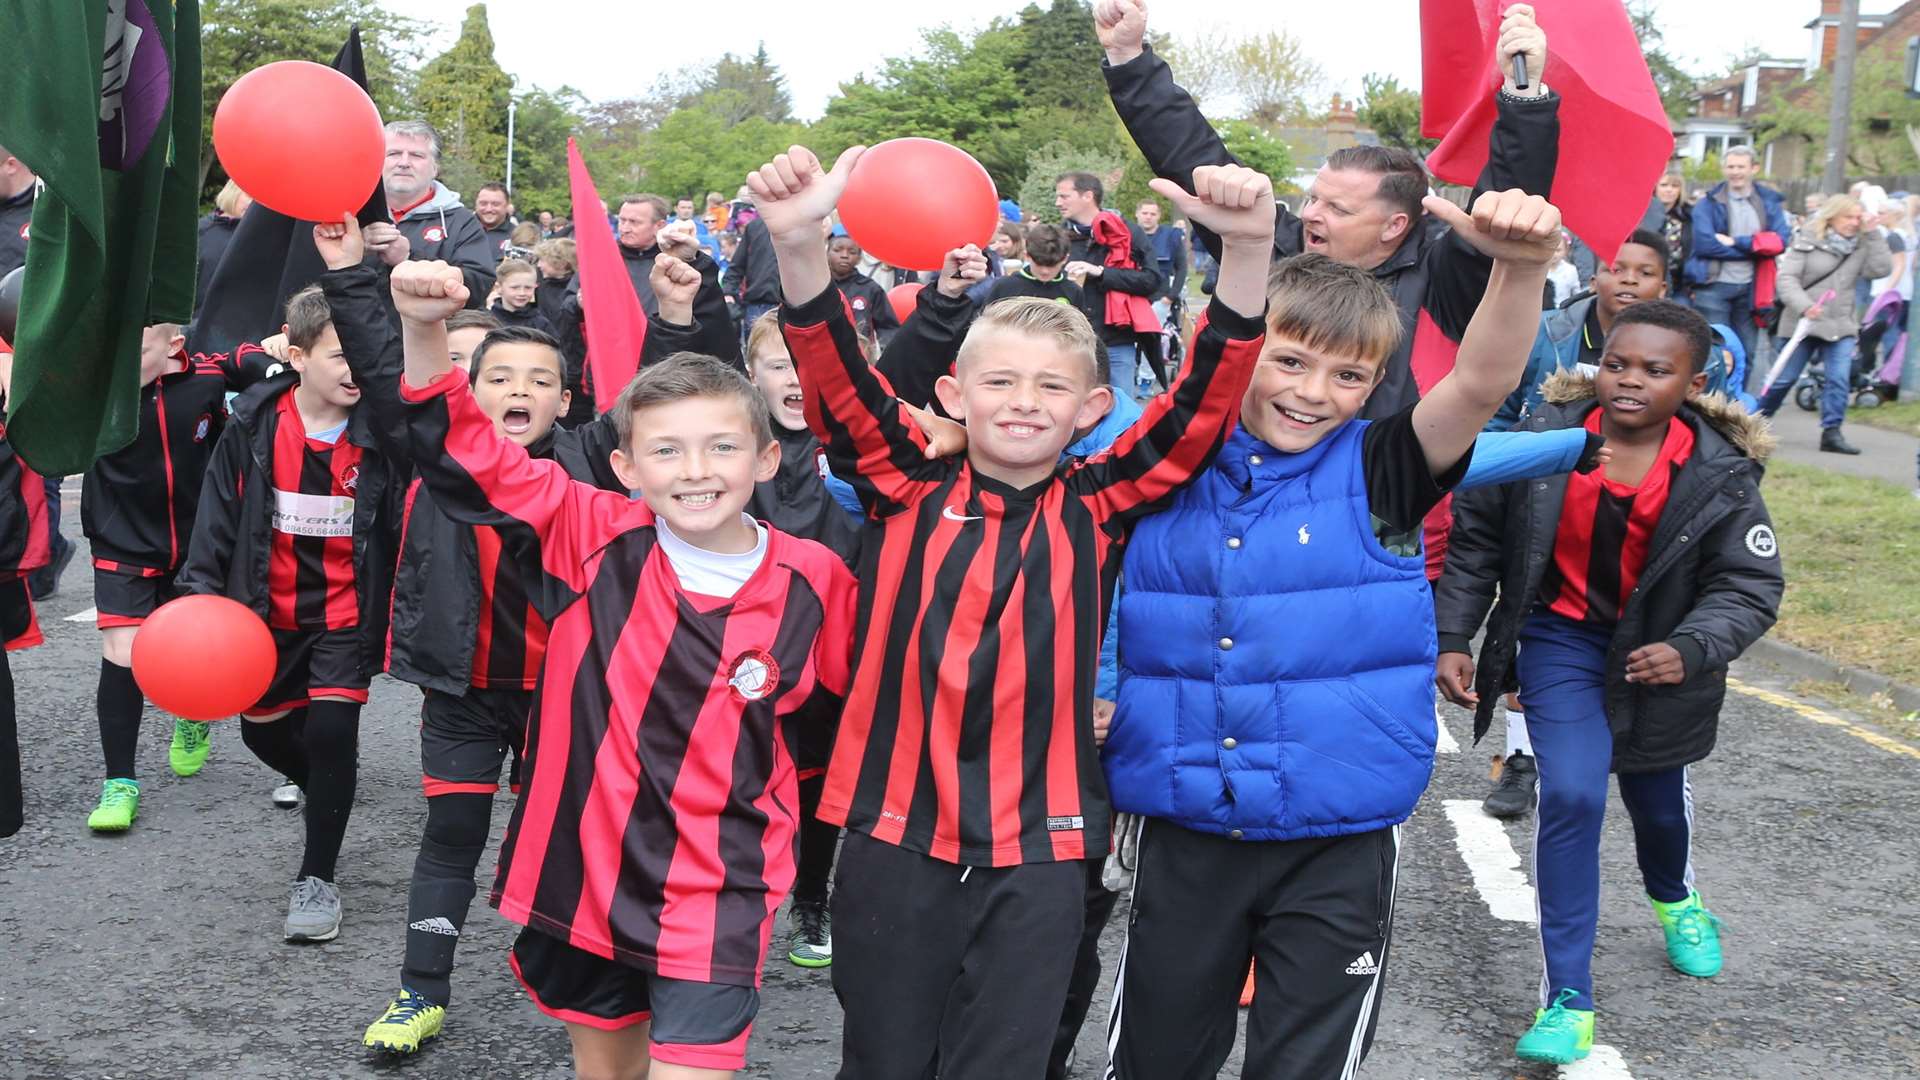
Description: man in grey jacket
xmin=362 ymin=121 xmax=495 ymax=308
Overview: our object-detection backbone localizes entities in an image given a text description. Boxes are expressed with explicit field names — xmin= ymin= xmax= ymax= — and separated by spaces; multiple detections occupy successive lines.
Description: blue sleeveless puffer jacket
xmin=1104 ymin=421 xmax=1438 ymax=840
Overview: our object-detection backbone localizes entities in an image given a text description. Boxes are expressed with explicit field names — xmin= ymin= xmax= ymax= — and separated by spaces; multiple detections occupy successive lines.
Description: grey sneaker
xmin=271 ymin=780 xmax=302 ymax=809
xmin=285 ymin=876 xmax=341 ymax=942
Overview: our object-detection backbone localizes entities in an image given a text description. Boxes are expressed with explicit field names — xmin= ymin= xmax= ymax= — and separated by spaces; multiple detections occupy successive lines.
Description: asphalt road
xmin=3 ymin=515 xmax=1916 ymax=1080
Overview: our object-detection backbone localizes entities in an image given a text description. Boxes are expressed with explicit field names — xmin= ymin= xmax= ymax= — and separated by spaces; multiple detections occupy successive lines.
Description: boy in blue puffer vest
xmin=1100 ymin=188 xmax=1564 ymax=1080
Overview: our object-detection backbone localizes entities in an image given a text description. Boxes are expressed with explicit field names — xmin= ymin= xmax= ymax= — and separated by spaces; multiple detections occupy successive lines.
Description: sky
xmin=382 ymin=0 xmax=1832 ymax=119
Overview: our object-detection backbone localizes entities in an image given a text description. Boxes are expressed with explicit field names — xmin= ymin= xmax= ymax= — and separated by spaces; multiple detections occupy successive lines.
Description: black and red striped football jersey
xmin=779 ymin=286 xmax=1265 ymax=867
xmin=401 ymin=369 xmax=857 ymax=986
xmin=1544 ymin=413 xmax=1696 ymax=624
xmin=469 ymin=523 xmax=548 ymax=690
xmin=267 ymin=391 xmax=366 ymax=631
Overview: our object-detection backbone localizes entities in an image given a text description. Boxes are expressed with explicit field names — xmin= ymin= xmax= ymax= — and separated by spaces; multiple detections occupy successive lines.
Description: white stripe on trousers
xmin=1101 ymin=819 xmax=1146 ymax=1080
xmin=1341 ymin=824 xmax=1401 ymax=1079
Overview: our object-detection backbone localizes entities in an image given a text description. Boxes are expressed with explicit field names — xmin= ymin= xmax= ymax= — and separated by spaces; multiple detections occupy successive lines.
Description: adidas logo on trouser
xmin=1346 ymin=951 xmax=1380 ymax=975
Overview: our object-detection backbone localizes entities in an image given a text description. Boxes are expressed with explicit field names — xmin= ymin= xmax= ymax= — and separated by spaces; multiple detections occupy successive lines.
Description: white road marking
xmin=1441 ymin=799 xmax=1537 ymax=924
xmin=64 ymin=606 xmax=97 ymax=623
xmin=1563 ymin=1043 xmax=1636 ymax=1079
xmin=1432 ymin=704 xmax=1459 ymax=755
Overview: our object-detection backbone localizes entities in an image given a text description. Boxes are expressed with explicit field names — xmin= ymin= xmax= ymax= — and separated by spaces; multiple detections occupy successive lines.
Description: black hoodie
xmin=619 ymin=242 xmax=741 ymax=367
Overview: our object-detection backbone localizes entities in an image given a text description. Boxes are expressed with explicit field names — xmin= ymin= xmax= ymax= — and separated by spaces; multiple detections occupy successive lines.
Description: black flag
xmin=188 ymin=27 xmax=388 ymax=356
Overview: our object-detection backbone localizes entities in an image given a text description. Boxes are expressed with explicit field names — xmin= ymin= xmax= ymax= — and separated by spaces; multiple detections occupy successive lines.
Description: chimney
xmin=1325 ymin=94 xmax=1358 ymax=152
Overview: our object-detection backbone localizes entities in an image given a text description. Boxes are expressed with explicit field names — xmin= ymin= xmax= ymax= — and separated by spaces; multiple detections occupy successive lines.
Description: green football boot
xmin=1515 ymin=988 xmax=1594 ymax=1065
xmin=1651 ymin=890 xmax=1724 ymax=977
xmin=169 ymin=719 xmax=212 ymax=777
xmin=86 ymin=778 xmax=141 ymax=832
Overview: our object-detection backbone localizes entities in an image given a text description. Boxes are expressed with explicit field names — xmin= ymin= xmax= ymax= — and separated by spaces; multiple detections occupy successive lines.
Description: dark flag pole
xmin=189 ymin=27 xmax=389 ymax=356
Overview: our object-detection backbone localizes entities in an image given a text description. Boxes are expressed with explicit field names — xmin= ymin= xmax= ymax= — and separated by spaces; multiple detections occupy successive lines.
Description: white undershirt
xmin=654 ymin=514 xmax=767 ymax=599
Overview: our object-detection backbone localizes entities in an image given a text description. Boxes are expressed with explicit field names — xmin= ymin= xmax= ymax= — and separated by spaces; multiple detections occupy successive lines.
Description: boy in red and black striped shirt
xmin=80 ymin=323 xmax=269 ymax=833
xmin=386 ymin=255 xmax=857 ymax=1078
xmin=179 ymin=285 xmax=407 ymax=944
xmin=750 ymin=144 xmax=1276 ymax=1076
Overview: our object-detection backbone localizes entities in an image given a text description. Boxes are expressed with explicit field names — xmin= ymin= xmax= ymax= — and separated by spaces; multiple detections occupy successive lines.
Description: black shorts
xmin=0 ymin=577 xmax=38 ymax=650
xmin=246 ymin=627 xmax=370 ymax=717
xmin=510 ymin=928 xmax=759 ymax=1071
xmin=420 ymin=687 xmax=531 ymax=798
xmin=92 ymin=564 xmax=181 ymax=629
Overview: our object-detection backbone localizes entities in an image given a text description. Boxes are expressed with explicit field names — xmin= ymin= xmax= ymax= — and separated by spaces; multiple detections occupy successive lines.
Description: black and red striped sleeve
xmin=1070 ymin=295 xmax=1265 ymax=522
xmin=779 ymin=285 xmax=949 ymax=517
xmin=401 ymin=368 xmax=643 ymax=595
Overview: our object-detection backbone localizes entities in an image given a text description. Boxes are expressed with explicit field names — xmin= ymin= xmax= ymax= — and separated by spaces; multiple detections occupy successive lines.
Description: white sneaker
xmin=271 ymin=780 xmax=302 ymax=809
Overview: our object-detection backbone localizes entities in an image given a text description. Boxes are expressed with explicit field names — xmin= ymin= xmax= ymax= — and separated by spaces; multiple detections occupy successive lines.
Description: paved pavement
xmin=1764 ymin=401 xmax=1917 ymax=489
xmin=4 ymin=518 xmax=1918 ymax=1079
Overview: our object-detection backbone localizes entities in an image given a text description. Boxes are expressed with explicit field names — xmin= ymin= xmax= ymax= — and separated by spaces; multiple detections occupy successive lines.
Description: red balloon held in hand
xmin=886 ymin=282 xmax=923 ymax=323
xmin=839 ymin=139 xmax=999 ymax=272
xmin=132 ymin=596 xmax=277 ymax=721
xmin=213 ymin=61 xmax=385 ymax=222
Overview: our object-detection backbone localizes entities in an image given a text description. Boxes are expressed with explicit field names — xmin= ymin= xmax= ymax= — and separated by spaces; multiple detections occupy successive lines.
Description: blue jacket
xmin=1685 ymin=181 xmax=1790 ymax=287
xmin=1502 ymin=299 xmax=1758 ymax=429
xmin=1105 ymin=421 xmax=1439 ymax=840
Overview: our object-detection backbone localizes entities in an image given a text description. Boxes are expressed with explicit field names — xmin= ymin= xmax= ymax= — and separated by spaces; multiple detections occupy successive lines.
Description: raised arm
xmin=752 ymin=145 xmax=948 ymax=514
xmin=874 ymin=245 xmax=985 ymax=411
xmin=390 ymin=261 xmax=638 ymax=591
xmin=1079 ymin=164 xmax=1273 ymax=519
xmin=1096 ymin=0 xmax=1300 ymax=264
xmin=1408 ymin=191 xmax=1561 ymax=477
xmin=315 ymin=216 xmax=412 ymax=464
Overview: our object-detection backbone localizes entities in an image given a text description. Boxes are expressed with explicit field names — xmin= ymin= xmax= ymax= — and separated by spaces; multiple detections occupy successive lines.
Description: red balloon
xmin=840 ymin=139 xmax=999 ymax=272
xmin=132 ymin=596 xmax=277 ymax=721
xmin=887 ymin=282 xmax=924 ymax=323
xmin=213 ymin=61 xmax=385 ymax=223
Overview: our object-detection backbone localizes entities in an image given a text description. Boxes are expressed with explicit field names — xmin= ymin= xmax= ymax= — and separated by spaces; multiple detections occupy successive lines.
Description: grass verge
xmin=1788 ymin=679 xmax=1920 ymax=745
xmin=1765 ymin=460 xmax=1920 ymax=687
xmin=1848 ymin=398 xmax=1920 ymax=437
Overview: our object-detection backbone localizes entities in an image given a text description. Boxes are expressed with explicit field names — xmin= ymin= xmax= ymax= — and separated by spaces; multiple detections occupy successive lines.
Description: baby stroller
xmin=1858 ymin=289 xmax=1909 ymax=401
xmin=1786 ymin=303 xmax=1886 ymax=412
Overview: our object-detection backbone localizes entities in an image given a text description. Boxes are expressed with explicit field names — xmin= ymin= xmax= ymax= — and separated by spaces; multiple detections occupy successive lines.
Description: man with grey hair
xmin=1685 ymin=145 xmax=1789 ymax=361
xmin=362 ymin=120 xmax=494 ymax=307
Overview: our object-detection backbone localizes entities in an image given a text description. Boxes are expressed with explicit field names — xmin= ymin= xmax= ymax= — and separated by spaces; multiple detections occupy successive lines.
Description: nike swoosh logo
xmin=942 ymin=506 xmax=984 ymax=523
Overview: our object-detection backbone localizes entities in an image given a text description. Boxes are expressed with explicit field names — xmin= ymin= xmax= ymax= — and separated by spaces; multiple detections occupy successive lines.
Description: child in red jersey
xmin=0 ymin=337 xmax=48 ymax=838
xmin=178 ymin=285 xmax=406 ymax=944
xmin=388 ymin=256 xmax=857 ymax=1080
xmin=81 ymin=323 xmax=270 ymax=833
xmin=750 ymin=143 xmax=1275 ymax=1078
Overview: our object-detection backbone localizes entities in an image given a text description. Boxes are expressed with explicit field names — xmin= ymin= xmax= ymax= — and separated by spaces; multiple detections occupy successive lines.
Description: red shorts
xmin=244 ymin=627 xmax=370 ymax=718
xmin=509 ymin=928 xmax=758 ymax=1071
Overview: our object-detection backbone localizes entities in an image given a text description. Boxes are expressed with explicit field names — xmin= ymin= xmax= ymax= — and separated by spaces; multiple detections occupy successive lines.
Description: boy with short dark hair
xmin=444 ymin=309 xmax=502 ymax=373
xmin=827 ymin=233 xmax=899 ymax=344
xmin=178 ymin=284 xmax=406 ymax=944
xmin=384 ymin=251 xmax=857 ymax=1079
xmin=80 ymin=323 xmax=270 ymax=831
xmin=1100 ymin=189 xmax=1564 ymax=1079
xmin=984 ymin=222 xmax=1087 ymax=310
xmin=1435 ymin=299 xmax=1782 ymax=1066
xmin=752 ymin=142 xmax=1276 ymax=1077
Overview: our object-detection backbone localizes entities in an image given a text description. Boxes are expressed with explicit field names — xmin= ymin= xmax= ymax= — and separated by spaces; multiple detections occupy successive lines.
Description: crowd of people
xmin=2 ymin=0 xmax=1878 ymax=1076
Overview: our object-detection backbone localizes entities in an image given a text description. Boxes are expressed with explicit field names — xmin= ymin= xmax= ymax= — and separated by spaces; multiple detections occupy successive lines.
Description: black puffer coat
xmin=1433 ymin=371 xmax=1784 ymax=773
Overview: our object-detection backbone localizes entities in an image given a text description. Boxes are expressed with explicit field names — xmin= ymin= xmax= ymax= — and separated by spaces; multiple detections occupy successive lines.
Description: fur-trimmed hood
xmin=1537 ymin=369 xmax=1776 ymax=463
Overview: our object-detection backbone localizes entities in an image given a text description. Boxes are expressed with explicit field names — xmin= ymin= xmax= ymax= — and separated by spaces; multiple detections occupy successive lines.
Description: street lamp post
xmin=506 ymin=101 xmax=517 ymax=196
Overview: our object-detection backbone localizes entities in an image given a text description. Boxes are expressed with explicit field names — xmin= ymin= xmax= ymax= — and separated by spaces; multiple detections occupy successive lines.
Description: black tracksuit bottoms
xmin=1105 ymin=819 xmax=1401 ymax=1080
xmin=831 ymin=830 xmax=1083 ymax=1080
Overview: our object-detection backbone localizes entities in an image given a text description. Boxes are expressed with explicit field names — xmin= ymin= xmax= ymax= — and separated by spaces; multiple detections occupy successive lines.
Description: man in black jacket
xmin=1054 ymin=170 xmax=1163 ymax=392
xmin=614 ymin=193 xmax=741 ymax=366
xmin=723 ymin=213 xmax=783 ymax=344
xmin=362 ymin=121 xmax=496 ymax=309
xmin=1097 ymin=0 xmax=1560 ymax=420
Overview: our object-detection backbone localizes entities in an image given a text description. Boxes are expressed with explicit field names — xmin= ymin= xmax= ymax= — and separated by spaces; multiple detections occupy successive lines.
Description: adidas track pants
xmin=1104 ymin=820 xmax=1400 ymax=1080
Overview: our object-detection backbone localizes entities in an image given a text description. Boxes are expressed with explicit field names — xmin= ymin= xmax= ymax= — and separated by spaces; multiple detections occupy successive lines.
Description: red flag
xmin=1420 ymin=0 xmax=1671 ymax=263
xmin=567 ymin=138 xmax=647 ymax=411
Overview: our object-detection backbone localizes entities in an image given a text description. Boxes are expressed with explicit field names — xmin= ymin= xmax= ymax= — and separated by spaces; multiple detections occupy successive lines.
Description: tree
xmin=198 ymin=0 xmax=427 ymax=197
xmin=1357 ymin=74 xmax=1436 ymax=155
xmin=508 ymin=86 xmax=587 ymax=214
xmin=1231 ymin=31 xmax=1328 ymax=129
xmin=690 ymin=45 xmax=795 ymax=126
xmin=1010 ymin=0 xmax=1109 ymax=111
xmin=1755 ymin=56 xmax=1920 ymax=177
xmin=1216 ymin=120 xmax=1295 ymax=189
xmin=632 ymin=112 xmax=806 ymax=202
xmin=414 ymin=3 xmax=512 ymax=198
xmin=1154 ymin=27 xmax=1237 ymax=113
xmin=1630 ymin=1 xmax=1699 ymax=123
